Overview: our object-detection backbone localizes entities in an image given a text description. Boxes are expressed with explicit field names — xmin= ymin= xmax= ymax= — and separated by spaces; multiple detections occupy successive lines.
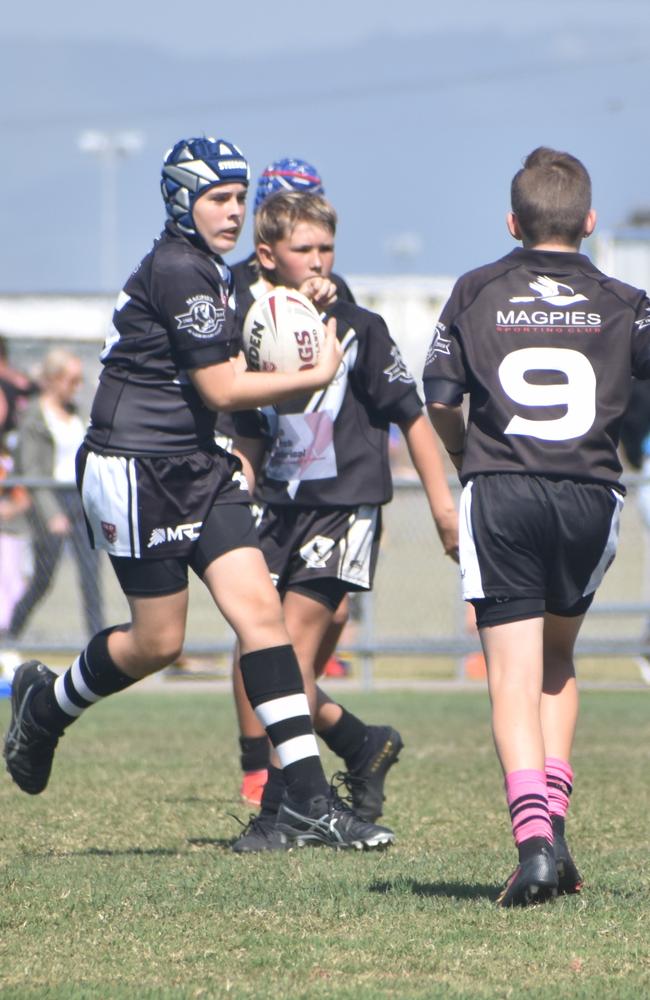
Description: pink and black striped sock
xmin=505 ymin=769 xmax=553 ymax=857
xmin=545 ymin=757 xmax=573 ymax=833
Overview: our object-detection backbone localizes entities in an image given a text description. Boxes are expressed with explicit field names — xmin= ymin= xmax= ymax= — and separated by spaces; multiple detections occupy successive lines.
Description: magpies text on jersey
xmin=496 ymin=310 xmax=602 ymax=328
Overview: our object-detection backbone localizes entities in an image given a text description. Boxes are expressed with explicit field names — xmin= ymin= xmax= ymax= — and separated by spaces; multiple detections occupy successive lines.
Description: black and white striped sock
xmin=240 ymin=644 xmax=329 ymax=802
xmin=31 ymin=626 xmax=136 ymax=732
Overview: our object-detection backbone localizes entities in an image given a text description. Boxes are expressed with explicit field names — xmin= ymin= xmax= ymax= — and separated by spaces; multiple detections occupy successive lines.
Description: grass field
xmin=1 ymin=688 xmax=649 ymax=999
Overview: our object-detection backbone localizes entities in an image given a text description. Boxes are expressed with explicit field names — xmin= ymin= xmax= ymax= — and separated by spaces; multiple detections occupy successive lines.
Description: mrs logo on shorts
xmin=175 ymin=295 xmax=225 ymax=338
xmin=147 ymin=522 xmax=203 ymax=547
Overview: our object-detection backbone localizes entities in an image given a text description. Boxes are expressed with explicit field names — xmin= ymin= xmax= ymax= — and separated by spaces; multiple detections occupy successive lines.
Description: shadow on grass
xmin=24 ymin=846 xmax=183 ymax=858
xmin=25 ymin=842 xmax=236 ymax=858
xmin=369 ymin=878 xmax=500 ymax=902
xmin=160 ymin=796 xmax=240 ymax=806
xmin=186 ymin=837 xmax=236 ymax=849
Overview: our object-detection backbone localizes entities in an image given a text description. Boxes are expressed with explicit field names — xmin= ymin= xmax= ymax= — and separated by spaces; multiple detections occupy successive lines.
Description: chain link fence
xmin=2 ymin=333 xmax=650 ymax=687
xmin=2 ymin=474 xmax=650 ymax=687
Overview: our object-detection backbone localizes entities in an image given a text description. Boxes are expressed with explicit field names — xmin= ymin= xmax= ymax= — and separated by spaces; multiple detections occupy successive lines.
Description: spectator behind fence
xmin=0 ymin=448 xmax=31 ymax=632
xmin=0 ymin=334 xmax=39 ymax=450
xmin=6 ymin=348 xmax=104 ymax=641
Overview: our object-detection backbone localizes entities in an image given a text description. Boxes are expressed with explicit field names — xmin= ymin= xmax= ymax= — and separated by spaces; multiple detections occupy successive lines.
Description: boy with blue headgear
xmin=4 ymin=135 xmax=396 ymax=853
xmin=229 ymin=191 xmax=459 ymax=852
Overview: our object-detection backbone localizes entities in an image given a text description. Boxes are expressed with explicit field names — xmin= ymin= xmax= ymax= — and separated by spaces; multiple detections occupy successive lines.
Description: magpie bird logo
xmin=510 ymin=276 xmax=587 ymax=307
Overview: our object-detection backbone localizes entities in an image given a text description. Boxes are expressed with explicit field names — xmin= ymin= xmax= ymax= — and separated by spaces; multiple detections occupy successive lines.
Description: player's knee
xmin=235 ymin=586 xmax=285 ymax=647
xmin=131 ymin=628 xmax=185 ymax=670
xmin=251 ymin=584 xmax=284 ymax=628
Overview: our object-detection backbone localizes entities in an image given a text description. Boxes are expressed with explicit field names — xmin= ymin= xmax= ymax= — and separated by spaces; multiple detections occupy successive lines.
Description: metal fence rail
xmin=2 ymin=474 xmax=650 ymax=687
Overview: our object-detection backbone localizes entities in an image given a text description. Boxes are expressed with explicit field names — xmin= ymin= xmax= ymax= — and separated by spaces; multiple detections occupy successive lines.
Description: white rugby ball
xmin=242 ymin=287 xmax=325 ymax=373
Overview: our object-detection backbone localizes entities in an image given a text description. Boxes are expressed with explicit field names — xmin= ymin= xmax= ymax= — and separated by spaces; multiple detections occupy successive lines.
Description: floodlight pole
xmin=77 ymin=130 xmax=144 ymax=292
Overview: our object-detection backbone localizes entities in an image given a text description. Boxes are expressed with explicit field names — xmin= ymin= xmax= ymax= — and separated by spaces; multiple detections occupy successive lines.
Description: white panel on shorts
xmin=338 ymin=504 xmax=378 ymax=588
xmin=582 ymin=489 xmax=625 ymax=596
xmin=459 ymin=480 xmax=485 ymax=600
xmin=80 ymin=451 xmax=140 ymax=558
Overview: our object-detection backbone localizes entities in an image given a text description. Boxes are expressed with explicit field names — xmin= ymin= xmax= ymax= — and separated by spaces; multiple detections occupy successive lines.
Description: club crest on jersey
xmin=101 ymin=521 xmax=117 ymax=544
xmin=425 ymin=323 xmax=451 ymax=365
xmin=175 ymin=295 xmax=225 ymax=338
xmin=509 ymin=276 xmax=587 ymax=307
xmin=299 ymin=534 xmax=336 ymax=569
xmin=383 ymin=345 xmax=416 ymax=384
xmin=147 ymin=521 xmax=203 ymax=548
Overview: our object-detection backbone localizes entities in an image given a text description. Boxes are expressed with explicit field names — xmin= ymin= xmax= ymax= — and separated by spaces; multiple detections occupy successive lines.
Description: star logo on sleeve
xmin=635 ymin=305 xmax=650 ymax=332
xmin=425 ymin=323 xmax=451 ymax=365
xmin=383 ymin=345 xmax=416 ymax=384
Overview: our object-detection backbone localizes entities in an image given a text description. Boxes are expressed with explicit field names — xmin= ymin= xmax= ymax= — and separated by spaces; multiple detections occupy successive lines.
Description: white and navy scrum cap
xmin=161 ymin=136 xmax=250 ymax=236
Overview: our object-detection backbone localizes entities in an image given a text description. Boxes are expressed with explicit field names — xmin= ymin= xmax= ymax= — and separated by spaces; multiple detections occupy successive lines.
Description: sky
xmin=2 ymin=0 xmax=650 ymax=293
xmin=5 ymin=0 xmax=650 ymax=56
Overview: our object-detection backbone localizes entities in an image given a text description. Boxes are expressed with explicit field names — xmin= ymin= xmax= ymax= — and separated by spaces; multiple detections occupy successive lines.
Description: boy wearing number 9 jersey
xmin=424 ymin=147 xmax=650 ymax=906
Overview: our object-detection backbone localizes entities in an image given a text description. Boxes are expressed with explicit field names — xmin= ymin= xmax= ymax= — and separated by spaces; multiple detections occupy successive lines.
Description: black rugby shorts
xmin=257 ymin=503 xmax=382 ymax=609
xmin=459 ymin=473 xmax=623 ymax=627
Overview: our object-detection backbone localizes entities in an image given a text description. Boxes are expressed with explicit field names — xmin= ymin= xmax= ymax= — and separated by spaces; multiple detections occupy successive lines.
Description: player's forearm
xmin=399 ymin=413 xmax=459 ymax=554
xmin=219 ymin=368 xmax=327 ymax=410
xmin=427 ymin=402 xmax=466 ymax=469
xmin=192 ymin=363 xmax=326 ymax=412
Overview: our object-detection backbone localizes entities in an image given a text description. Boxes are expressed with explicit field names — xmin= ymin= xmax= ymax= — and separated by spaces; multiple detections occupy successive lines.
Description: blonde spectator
xmin=6 ymin=348 xmax=104 ymax=640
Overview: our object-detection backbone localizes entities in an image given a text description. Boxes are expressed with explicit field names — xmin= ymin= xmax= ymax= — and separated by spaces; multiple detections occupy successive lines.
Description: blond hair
xmin=254 ymin=191 xmax=337 ymax=248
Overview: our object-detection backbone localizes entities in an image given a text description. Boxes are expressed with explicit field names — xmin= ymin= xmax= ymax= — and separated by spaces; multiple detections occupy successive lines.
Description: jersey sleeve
xmin=631 ymin=293 xmax=650 ymax=379
xmin=352 ymin=313 xmax=423 ymax=423
xmin=422 ymin=282 xmax=468 ymax=406
xmin=152 ymin=254 xmax=238 ymax=370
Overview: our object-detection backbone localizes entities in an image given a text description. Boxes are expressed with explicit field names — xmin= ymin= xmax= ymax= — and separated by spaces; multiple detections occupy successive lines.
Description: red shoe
xmin=464 ymin=652 xmax=487 ymax=681
xmin=323 ymin=656 xmax=351 ymax=678
xmin=240 ymin=769 xmax=268 ymax=806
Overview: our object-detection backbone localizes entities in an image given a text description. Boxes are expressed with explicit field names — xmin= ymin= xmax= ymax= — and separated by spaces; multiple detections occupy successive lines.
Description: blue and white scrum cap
xmin=254 ymin=157 xmax=324 ymax=213
xmin=161 ymin=137 xmax=250 ymax=236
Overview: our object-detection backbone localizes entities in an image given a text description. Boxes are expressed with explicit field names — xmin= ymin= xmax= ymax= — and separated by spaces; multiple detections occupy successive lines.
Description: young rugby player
xmin=218 ymin=158 xmax=356 ymax=807
xmin=233 ymin=157 xmax=356 ymax=306
xmin=424 ymin=147 xmax=650 ymax=905
xmin=230 ymin=191 xmax=459 ymax=851
xmin=3 ymin=136 xmax=396 ymax=852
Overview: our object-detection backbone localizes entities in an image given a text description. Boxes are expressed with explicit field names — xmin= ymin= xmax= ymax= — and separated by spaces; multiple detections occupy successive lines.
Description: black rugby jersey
xmin=86 ymin=224 xmax=240 ymax=456
xmin=423 ymin=247 xmax=650 ymax=487
xmin=233 ymin=300 xmax=422 ymax=506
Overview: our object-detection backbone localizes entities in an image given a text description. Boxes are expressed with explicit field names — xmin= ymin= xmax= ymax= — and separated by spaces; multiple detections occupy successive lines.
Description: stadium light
xmin=78 ymin=130 xmax=145 ymax=292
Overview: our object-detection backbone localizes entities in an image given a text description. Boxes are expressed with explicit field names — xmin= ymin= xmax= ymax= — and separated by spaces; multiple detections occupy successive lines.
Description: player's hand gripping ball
xmin=242 ymin=287 xmax=325 ymax=373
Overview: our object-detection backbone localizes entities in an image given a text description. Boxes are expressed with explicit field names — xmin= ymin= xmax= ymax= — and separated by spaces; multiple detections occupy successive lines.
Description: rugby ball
xmin=242 ymin=287 xmax=325 ymax=373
